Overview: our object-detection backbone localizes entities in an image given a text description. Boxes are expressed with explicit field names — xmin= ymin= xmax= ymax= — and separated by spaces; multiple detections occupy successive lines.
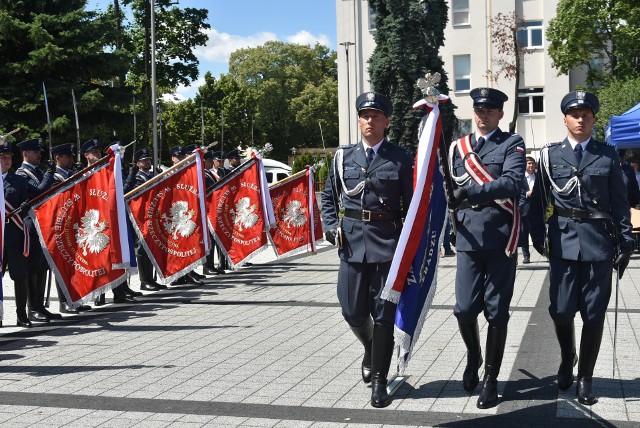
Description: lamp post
xmin=150 ymin=0 xmax=158 ymax=169
xmin=340 ymin=41 xmax=355 ymax=144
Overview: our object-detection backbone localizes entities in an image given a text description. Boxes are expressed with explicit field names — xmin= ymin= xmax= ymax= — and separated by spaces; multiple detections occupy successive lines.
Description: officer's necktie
xmin=574 ymin=143 xmax=583 ymax=165
xmin=474 ymin=136 xmax=485 ymax=152
xmin=366 ymin=147 xmax=375 ymax=167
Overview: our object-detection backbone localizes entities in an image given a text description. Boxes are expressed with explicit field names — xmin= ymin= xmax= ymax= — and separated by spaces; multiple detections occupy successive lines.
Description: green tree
xmin=227 ymin=41 xmax=338 ymax=161
xmin=368 ymin=0 xmax=456 ymax=149
xmin=595 ymin=77 xmax=640 ymax=140
xmin=547 ymin=0 xmax=640 ymax=86
xmin=0 ymin=0 xmax=132 ymax=151
xmin=119 ymin=0 xmax=210 ymax=145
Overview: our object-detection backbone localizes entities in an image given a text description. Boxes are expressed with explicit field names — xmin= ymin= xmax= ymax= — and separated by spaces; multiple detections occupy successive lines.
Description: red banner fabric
xmin=207 ymin=158 xmax=270 ymax=268
xmin=269 ymin=168 xmax=322 ymax=257
xmin=31 ymin=159 xmax=128 ymax=307
xmin=127 ymin=153 xmax=209 ymax=284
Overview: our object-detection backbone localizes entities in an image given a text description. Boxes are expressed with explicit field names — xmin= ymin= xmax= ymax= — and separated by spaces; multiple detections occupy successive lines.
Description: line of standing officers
xmin=2 ymin=139 xmax=242 ymax=328
xmin=321 ymin=88 xmax=633 ymax=409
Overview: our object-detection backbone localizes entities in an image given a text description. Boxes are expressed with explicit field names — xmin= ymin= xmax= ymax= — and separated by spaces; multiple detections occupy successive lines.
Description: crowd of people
xmin=2 ymin=140 xmax=244 ymax=328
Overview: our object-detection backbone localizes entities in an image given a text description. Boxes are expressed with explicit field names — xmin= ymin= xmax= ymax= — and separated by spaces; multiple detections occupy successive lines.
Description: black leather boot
xmin=554 ymin=321 xmax=577 ymax=390
xmin=350 ymin=318 xmax=374 ymax=383
xmin=113 ymin=283 xmax=137 ymax=303
xmin=59 ymin=301 xmax=79 ymax=314
xmin=576 ymin=325 xmax=603 ymax=406
xmin=137 ymin=254 xmax=160 ymax=290
xmin=94 ymin=293 xmax=106 ymax=306
xmin=477 ymin=326 xmax=507 ymax=409
xmin=15 ymin=279 xmax=33 ymax=328
xmin=123 ymin=281 xmax=143 ymax=297
xmin=370 ymin=324 xmax=395 ymax=408
xmin=27 ymin=273 xmax=49 ymax=322
xmin=458 ymin=319 xmax=483 ymax=392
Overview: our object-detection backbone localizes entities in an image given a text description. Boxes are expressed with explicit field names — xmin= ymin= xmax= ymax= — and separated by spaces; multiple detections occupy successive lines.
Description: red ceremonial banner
xmin=30 ymin=154 xmax=129 ymax=307
xmin=268 ymin=168 xmax=322 ymax=258
xmin=207 ymin=157 xmax=271 ymax=268
xmin=127 ymin=151 xmax=209 ymax=284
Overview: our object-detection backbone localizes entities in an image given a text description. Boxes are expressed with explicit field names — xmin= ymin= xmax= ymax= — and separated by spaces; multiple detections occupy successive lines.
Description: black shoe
xmin=203 ymin=266 xmax=220 ymax=275
xmin=371 ymin=374 xmax=391 ymax=408
xmin=114 ymin=295 xmax=137 ymax=304
xmin=577 ymin=376 xmax=598 ymax=405
xmin=94 ymin=295 xmax=106 ymax=306
xmin=185 ymin=272 xmax=204 ymax=285
xmin=140 ymin=282 xmax=160 ymax=291
xmin=554 ymin=321 xmax=577 ymax=390
xmin=522 ymin=257 xmax=530 ymax=264
xmin=477 ymin=375 xmax=499 ymax=409
xmin=17 ymin=314 xmax=33 ymax=328
xmin=40 ymin=307 xmax=62 ymax=320
xmin=443 ymin=250 xmax=456 ymax=257
xmin=77 ymin=305 xmax=92 ymax=311
xmin=28 ymin=310 xmax=50 ymax=323
xmin=190 ymin=271 xmax=206 ymax=280
xmin=123 ymin=284 xmax=143 ymax=297
xmin=350 ymin=319 xmax=374 ymax=384
xmin=60 ymin=302 xmax=79 ymax=314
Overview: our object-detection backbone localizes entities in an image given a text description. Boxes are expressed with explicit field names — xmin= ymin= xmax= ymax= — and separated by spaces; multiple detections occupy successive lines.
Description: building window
xmin=369 ymin=6 xmax=376 ymax=31
xmin=518 ymin=88 xmax=544 ymax=114
xmin=452 ymin=0 xmax=469 ymax=26
xmin=453 ymin=55 xmax=471 ymax=92
xmin=517 ymin=21 xmax=543 ymax=49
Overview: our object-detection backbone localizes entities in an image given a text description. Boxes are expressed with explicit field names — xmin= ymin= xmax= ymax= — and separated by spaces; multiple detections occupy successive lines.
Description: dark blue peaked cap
xmin=81 ymin=139 xmax=101 ymax=155
xmin=470 ymin=87 xmax=509 ymax=110
xmin=17 ymin=138 xmax=44 ymax=152
xmin=52 ymin=143 xmax=74 ymax=157
xmin=561 ymin=90 xmax=599 ymax=115
xmin=355 ymin=92 xmax=392 ymax=117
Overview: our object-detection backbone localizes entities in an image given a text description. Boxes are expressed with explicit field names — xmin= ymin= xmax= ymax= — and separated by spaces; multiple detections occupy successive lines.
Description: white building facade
xmin=336 ymin=0 xmax=588 ymax=152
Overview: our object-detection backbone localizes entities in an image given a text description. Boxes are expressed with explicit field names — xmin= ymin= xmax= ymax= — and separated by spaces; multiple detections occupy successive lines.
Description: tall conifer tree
xmin=368 ymin=0 xmax=456 ymax=149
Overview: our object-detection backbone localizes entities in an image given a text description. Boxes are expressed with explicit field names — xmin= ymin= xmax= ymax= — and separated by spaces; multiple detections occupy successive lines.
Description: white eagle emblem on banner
xmin=74 ymin=209 xmax=110 ymax=256
xmin=282 ymin=200 xmax=307 ymax=228
xmin=162 ymin=201 xmax=197 ymax=239
xmin=230 ymin=197 xmax=259 ymax=231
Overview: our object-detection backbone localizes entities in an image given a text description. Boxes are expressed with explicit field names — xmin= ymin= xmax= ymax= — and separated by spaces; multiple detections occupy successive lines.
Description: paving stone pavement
xmin=1 ymin=243 xmax=639 ymax=427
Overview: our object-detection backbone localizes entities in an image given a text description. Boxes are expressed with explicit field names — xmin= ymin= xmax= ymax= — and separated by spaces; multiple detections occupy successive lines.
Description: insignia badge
xmin=366 ymin=92 xmax=376 ymax=102
xmin=230 ymin=197 xmax=259 ymax=231
xmin=282 ymin=200 xmax=307 ymax=228
xmin=162 ymin=201 xmax=197 ymax=239
xmin=480 ymin=88 xmax=489 ymax=97
xmin=416 ymin=72 xmax=441 ymax=103
xmin=576 ymin=90 xmax=586 ymax=100
xmin=74 ymin=209 xmax=110 ymax=256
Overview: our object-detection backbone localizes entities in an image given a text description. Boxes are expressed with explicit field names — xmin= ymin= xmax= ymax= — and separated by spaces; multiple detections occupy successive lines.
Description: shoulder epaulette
xmin=543 ymin=142 xmax=562 ymax=149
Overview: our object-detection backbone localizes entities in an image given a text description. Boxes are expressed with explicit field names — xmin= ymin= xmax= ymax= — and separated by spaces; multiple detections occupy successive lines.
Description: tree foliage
xmin=594 ymin=77 xmax=640 ymax=140
xmin=486 ymin=12 xmax=530 ymax=133
xmin=368 ymin=0 xmax=456 ymax=149
xmin=226 ymin=41 xmax=338 ymax=161
xmin=547 ymin=0 xmax=640 ymax=86
xmin=0 ymin=0 xmax=131 ymax=151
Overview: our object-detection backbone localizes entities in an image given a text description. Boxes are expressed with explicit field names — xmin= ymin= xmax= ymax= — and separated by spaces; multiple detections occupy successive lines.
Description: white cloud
xmin=196 ymin=28 xmax=277 ymax=64
xmin=285 ymin=30 xmax=331 ymax=48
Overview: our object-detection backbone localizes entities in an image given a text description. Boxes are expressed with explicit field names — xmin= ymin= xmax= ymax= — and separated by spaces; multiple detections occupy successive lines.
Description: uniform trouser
xmin=454 ymin=250 xmax=516 ymax=329
xmin=3 ymin=245 xmax=30 ymax=317
xmin=549 ymin=257 xmax=612 ymax=328
xmin=519 ymin=215 xmax=530 ymax=258
xmin=337 ymin=259 xmax=396 ymax=328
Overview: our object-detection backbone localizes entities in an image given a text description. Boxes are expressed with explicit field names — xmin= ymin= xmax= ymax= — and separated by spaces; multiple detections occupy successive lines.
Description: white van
xmin=262 ymin=158 xmax=292 ymax=185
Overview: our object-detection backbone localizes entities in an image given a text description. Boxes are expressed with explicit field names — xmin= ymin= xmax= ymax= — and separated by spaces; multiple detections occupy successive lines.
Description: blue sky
xmin=88 ymin=0 xmax=337 ymax=100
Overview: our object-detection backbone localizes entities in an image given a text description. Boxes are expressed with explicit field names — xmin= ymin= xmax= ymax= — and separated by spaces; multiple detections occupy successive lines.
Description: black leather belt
xmin=343 ymin=209 xmax=401 ymax=222
xmin=554 ymin=207 xmax=612 ymax=220
xmin=457 ymin=200 xmax=493 ymax=210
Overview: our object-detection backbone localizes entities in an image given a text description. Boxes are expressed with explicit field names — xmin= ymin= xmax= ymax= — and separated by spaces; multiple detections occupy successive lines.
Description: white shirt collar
xmin=363 ymin=139 xmax=384 ymax=154
xmin=475 ymin=129 xmax=498 ymax=142
xmin=567 ymin=135 xmax=591 ymax=151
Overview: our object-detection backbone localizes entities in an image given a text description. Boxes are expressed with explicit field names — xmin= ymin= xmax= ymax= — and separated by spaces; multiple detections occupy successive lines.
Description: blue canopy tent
xmin=605 ymin=103 xmax=640 ymax=148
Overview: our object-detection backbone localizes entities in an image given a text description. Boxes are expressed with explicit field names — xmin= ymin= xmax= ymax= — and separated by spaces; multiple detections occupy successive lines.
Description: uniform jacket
xmin=529 ymin=138 xmax=634 ymax=262
xmin=3 ymin=172 xmax=51 ymax=248
xmin=321 ymin=140 xmax=413 ymax=264
xmin=451 ymin=129 xmax=526 ymax=252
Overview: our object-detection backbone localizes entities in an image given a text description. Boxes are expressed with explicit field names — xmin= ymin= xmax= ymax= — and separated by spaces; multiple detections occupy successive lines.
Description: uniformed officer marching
xmin=448 ymin=88 xmax=526 ymax=409
xmin=202 ymin=150 xmax=225 ymax=275
xmin=321 ymin=91 xmax=413 ymax=408
xmin=15 ymin=138 xmax=59 ymax=323
xmin=206 ymin=151 xmax=229 ymax=273
xmin=2 ymin=141 xmax=54 ymax=327
xmin=529 ymin=91 xmax=634 ymax=406
xmin=224 ymin=149 xmax=242 ymax=173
